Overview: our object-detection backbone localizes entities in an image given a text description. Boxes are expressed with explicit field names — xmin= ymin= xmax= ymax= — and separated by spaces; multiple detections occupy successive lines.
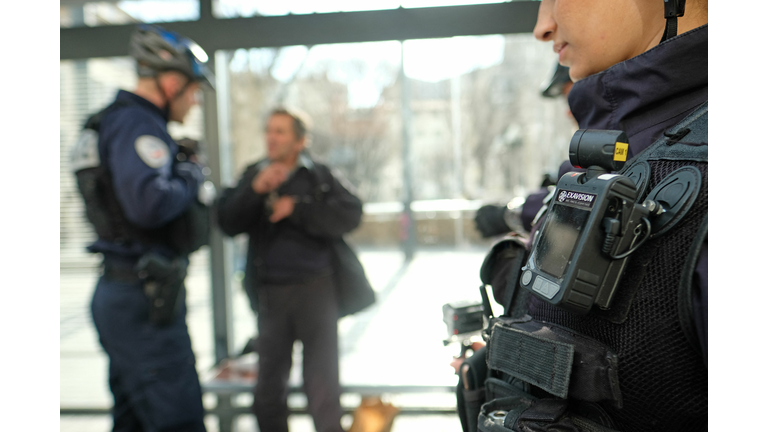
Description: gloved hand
xmin=175 ymin=137 xmax=201 ymax=163
xmin=475 ymin=204 xmax=511 ymax=238
xmin=174 ymin=160 xmax=205 ymax=190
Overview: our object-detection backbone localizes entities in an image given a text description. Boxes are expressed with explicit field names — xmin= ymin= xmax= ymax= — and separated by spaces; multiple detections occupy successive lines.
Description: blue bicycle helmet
xmin=130 ymin=24 xmax=214 ymax=89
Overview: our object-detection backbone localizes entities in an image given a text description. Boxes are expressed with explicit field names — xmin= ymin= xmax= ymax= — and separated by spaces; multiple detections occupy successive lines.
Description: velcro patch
xmin=70 ymin=129 xmax=100 ymax=172
xmin=135 ymin=135 xmax=170 ymax=169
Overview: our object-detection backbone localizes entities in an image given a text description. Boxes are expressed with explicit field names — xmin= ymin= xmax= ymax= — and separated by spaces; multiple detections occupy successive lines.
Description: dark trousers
xmin=252 ymin=274 xmax=344 ymax=432
xmin=91 ymin=273 xmax=206 ymax=432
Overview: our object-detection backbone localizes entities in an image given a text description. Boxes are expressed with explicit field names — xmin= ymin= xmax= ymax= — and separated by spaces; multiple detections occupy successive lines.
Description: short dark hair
xmin=269 ymin=108 xmax=310 ymax=140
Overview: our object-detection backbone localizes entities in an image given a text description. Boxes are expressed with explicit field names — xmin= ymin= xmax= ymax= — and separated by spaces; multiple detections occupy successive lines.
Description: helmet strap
xmin=171 ymin=77 xmax=193 ymax=102
xmin=153 ymin=75 xmax=171 ymax=114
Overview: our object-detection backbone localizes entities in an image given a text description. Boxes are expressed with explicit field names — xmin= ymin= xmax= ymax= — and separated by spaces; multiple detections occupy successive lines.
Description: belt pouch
xmin=486 ymin=316 xmax=622 ymax=408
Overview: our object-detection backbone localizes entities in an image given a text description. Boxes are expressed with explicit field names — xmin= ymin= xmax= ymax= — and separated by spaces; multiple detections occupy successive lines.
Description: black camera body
xmin=443 ymin=300 xmax=485 ymax=340
xmin=520 ymin=130 xmax=650 ymax=314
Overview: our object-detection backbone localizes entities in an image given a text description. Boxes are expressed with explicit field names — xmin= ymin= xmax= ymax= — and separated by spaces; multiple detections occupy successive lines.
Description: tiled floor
xmin=60 ymin=245 xmax=494 ymax=431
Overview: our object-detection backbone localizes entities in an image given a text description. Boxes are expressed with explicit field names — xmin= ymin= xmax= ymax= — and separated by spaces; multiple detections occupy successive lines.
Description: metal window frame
xmin=60 ymin=1 xmax=540 ymax=59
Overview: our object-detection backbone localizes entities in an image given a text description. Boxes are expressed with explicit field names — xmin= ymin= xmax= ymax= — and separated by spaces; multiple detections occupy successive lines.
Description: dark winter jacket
xmin=217 ymin=152 xmax=363 ymax=310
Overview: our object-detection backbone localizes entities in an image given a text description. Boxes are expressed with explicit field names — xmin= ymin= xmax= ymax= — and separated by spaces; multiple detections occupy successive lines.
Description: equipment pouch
xmin=479 ymin=395 xmax=621 ymax=432
xmin=485 ymin=377 xmax=529 ymax=402
xmin=167 ymin=199 xmax=210 ymax=255
xmin=486 ymin=316 xmax=622 ymax=408
xmin=478 ymin=391 xmax=538 ymax=432
xmin=136 ymin=253 xmax=188 ymax=326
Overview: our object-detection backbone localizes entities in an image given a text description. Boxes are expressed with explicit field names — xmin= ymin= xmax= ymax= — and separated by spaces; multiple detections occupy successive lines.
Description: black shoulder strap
xmin=619 ymin=101 xmax=708 ymax=361
xmin=308 ymin=159 xmax=336 ymax=200
xmin=678 ymin=213 xmax=707 ymax=361
xmin=83 ymin=99 xmax=134 ymax=132
xmin=619 ymin=101 xmax=708 ymax=174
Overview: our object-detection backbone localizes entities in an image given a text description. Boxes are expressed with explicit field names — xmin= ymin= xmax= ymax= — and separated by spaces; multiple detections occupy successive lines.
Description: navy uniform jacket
xmin=87 ymin=90 xmax=202 ymax=259
xmin=522 ymin=24 xmax=708 ymax=431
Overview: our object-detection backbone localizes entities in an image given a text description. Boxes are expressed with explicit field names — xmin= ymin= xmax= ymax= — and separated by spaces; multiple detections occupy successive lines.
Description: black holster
xmin=136 ymin=253 xmax=188 ymax=326
xmin=457 ymin=346 xmax=489 ymax=432
xmin=478 ymin=395 xmax=621 ymax=432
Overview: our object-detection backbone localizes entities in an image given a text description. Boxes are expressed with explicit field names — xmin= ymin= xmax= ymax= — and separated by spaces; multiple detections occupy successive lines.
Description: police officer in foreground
xmin=474 ymin=0 xmax=708 ymax=431
xmin=70 ymin=24 xmax=213 ymax=432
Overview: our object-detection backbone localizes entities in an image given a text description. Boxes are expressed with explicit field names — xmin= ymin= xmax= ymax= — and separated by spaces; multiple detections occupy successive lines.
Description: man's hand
xmin=252 ymin=163 xmax=289 ymax=194
xmin=269 ymin=196 xmax=295 ymax=223
xmin=449 ymin=341 xmax=486 ymax=374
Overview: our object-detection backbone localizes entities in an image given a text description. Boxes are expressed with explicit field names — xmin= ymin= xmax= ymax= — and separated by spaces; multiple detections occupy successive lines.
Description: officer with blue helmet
xmin=71 ymin=24 xmax=213 ymax=432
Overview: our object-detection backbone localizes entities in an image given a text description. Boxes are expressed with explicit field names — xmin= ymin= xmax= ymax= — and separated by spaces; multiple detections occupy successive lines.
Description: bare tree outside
xmin=223 ymin=34 xmax=573 ymax=207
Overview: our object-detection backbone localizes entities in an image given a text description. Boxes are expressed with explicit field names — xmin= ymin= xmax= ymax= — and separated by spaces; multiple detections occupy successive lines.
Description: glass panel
xmin=222 ymin=34 xmax=572 ymax=205
xmin=61 ymin=0 xmax=200 ymax=28
xmin=534 ymin=204 xmax=590 ymax=279
xmin=223 ymin=41 xmax=404 ymax=202
xmin=403 ymin=34 xmax=574 ymax=203
xmin=59 ymin=29 xmax=577 ymax=424
xmin=219 ymin=33 xmax=573 ymax=367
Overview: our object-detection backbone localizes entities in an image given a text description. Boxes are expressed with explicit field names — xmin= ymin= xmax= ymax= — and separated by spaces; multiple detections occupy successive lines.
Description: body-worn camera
xmin=520 ymin=130 xmax=652 ymax=314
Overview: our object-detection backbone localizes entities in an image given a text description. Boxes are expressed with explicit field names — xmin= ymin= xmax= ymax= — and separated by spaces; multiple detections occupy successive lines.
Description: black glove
xmin=475 ymin=205 xmax=511 ymax=238
xmin=175 ymin=137 xmax=200 ymax=162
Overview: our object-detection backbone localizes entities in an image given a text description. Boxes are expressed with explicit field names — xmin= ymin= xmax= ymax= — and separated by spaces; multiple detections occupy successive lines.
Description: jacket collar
xmin=568 ymin=24 xmax=708 ymax=155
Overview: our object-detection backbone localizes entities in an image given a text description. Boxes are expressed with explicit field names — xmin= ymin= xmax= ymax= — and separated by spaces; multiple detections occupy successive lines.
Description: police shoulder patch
xmin=135 ymin=135 xmax=170 ymax=169
xmin=70 ymin=129 xmax=100 ymax=172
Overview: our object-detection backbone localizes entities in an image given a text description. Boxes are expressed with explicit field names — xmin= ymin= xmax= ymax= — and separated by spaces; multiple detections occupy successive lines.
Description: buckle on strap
xmin=486 ymin=316 xmax=622 ymax=408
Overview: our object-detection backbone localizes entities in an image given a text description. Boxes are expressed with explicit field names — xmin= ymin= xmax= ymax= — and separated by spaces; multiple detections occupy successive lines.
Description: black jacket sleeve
xmin=287 ymin=165 xmax=363 ymax=238
xmin=216 ymin=163 xmax=267 ymax=237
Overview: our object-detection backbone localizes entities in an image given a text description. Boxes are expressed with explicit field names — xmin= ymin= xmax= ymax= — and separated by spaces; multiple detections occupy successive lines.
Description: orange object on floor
xmin=348 ymin=396 xmax=400 ymax=432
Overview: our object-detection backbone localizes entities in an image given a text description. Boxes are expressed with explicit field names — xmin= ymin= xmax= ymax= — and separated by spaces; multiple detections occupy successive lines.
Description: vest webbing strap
xmin=487 ymin=322 xmax=574 ymax=399
xmin=502 ymin=241 xmax=530 ymax=318
xmin=620 ymin=101 xmax=708 ymax=172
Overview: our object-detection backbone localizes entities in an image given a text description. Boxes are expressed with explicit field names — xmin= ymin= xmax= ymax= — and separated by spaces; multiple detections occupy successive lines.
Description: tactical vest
xmin=481 ymin=103 xmax=707 ymax=432
xmin=71 ymin=101 xmax=209 ymax=257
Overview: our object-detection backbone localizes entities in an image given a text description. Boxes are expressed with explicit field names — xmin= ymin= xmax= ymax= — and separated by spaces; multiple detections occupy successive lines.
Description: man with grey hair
xmin=218 ymin=108 xmax=366 ymax=432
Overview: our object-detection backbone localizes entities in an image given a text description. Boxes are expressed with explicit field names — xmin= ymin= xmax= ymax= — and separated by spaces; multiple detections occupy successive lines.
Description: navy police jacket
xmin=566 ymin=24 xmax=709 ymax=358
xmin=86 ymin=90 xmax=202 ymax=258
xmin=526 ymin=24 xmax=708 ymax=431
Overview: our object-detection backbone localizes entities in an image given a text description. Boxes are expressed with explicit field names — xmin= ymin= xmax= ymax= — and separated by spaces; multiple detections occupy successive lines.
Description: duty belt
xmin=102 ymin=260 xmax=142 ymax=284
